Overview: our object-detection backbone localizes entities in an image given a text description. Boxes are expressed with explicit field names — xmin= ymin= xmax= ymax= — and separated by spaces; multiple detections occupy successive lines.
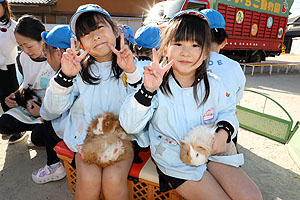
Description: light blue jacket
xmin=119 ymin=73 xmax=239 ymax=181
xmin=208 ymin=52 xmax=246 ymax=104
xmin=42 ymin=61 xmax=141 ymax=152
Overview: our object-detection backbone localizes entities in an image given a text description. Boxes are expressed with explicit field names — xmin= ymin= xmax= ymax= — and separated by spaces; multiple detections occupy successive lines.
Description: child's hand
xmin=107 ymin=34 xmax=136 ymax=73
xmin=5 ymin=93 xmax=18 ymax=108
xmin=61 ymin=38 xmax=89 ymax=77
xmin=144 ymin=49 xmax=174 ymax=92
xmin=26 ymin=100 xmax=40 ymax=117
xmin=211 ymin=129 xmax=228 ymax=155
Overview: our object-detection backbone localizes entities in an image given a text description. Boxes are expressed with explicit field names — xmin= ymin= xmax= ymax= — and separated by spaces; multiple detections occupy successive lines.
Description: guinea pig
xmin=14 ymin=88 xmax=42 ymax=109
xmin=180 ymin=125 xmax=238 ymax=166
xmin=180 ymin=125 xmax=215 ymax=166
xmin=78 ymin=112 xmax=133 ymax=167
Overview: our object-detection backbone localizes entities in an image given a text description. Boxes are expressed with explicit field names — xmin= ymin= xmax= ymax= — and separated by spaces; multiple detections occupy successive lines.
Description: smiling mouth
xmin=94 ymin=42 xmax=106 ymax=48
xmin=179 ymin=61 xmax=192 ymax=64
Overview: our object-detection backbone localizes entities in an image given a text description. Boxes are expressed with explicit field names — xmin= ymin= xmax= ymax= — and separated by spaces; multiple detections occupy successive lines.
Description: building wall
xmin=11 ymin=0 xmax=157 ymax=24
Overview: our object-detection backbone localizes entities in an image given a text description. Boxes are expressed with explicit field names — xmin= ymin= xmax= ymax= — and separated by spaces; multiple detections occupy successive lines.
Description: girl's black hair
xmin=0 ymin=1 xmax=15 ymax=26
xmin=211 ymin=28 xmax=228 ymax=45
xmin=14 ymin=15 xmax=45 ymax=42
xmin=158 ymin=14 xmax=211 ymax=106
xmin=134 ymin=45 xmax=153 ymax=60
xmin=75 ymin=12 xmax=122 ymax=85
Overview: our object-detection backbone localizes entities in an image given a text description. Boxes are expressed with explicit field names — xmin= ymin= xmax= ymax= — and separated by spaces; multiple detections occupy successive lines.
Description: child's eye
xmin=192 ymin=44 xmax=200 ymax=48
xmin=174 ymin=43 xmax=182 ymax=46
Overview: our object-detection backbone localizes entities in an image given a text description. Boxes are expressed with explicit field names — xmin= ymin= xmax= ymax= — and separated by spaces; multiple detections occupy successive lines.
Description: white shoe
xmin=26 ymin=134 xmax=35 ymax=147
xmin=32 ymin=162 xmax=66 ymax=184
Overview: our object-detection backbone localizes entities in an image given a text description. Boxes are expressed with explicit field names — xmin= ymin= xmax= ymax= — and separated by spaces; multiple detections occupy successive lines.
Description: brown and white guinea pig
xmin=180 ymin=125 xmax=215 ymax=166
xmin=14 ymin=88 xmax=42 ymax=109
xmin=180 ymin=125 xmax=237 ymax=166
xmin=78 ymin=112 xmax=133 ymax=168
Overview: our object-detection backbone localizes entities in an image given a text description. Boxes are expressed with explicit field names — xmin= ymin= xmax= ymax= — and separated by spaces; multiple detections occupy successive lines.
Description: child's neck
xmin=173 ymin=71 xmax=195 ymax=88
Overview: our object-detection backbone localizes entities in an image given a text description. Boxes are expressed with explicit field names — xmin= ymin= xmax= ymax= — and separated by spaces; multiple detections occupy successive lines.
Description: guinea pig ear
xmin=180 ymin=142 xmax=191 ymax=164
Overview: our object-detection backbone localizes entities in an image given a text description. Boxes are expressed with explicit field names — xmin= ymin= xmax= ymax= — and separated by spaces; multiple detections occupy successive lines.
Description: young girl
xmin=0 ymin=15 xmax=55 ymax=144
xmin=30 ymin=25 xmax=75 ymax=184
xmin=119 ymin=10 xmax=262 ymax=200
xmin=41 ymin=4 xmax=142 ymax=199
xmin=0 ymin=0 xmax=19 ymax=112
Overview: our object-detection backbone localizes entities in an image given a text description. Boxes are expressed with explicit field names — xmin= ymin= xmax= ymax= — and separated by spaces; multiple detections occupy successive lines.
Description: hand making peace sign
xmin=61 ymin=38 xmax=89 ymax=77
xmin=107 ymin=33 xmax=136 ymax=73
xmin=144 ymin=49 xmax=174 ymax=93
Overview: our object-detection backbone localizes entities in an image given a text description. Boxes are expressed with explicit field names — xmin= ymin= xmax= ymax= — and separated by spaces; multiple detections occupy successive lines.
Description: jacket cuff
xmin=216 ymin=121 xmax=234 ymax=143
xmin=134 ymin=84 xmax=157 ymax=107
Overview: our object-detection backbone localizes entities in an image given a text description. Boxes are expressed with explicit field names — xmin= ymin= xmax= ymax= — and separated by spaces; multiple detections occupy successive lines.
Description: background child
xmin=119 ymin=24 xmax=134 ymax=52
xmin=0 ymin=0 xmax=19 ymax=112
xmin=30 ymin=25 xmax=75 ymax=184
xmin=0 ymin=15 xmax=55 ymax=144
xmin=41 ymin=4 xmax=142 ymax=199
xmin=201 ymin=9 xmax=246 ymax=145
xmin=120 ymin=10 xmax=262 ymax=200
xmin=134 ymin=25 xmax=162 ymax=61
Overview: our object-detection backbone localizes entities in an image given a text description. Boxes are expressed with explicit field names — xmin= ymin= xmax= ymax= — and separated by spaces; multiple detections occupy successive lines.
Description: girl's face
xmin=80 ymin=21 xmax=118 ymax=62
xmin=0 ymin=4 xmax=4 ymax=18
xmin=166 ymin=40 xmax=206 ymax=77
xmin=15 ymin=33 xmax=44 ymax=59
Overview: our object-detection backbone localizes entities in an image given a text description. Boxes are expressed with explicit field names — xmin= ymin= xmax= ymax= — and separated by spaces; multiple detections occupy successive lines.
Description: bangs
xmin=171 ymin=15 xmax=210 ymax=47
xmin=75 ymin=12 xmax=112 ymax=39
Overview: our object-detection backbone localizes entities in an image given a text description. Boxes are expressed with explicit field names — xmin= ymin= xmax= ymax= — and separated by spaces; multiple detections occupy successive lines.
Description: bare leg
xmin=75 ymin=154 xmax=103 ymax=200
xmin=207 ymin=162 xmax=263 ymax=200
xmin=102 ymin=153 xmax=134 ymax=200
xmin=175 ymin=171 xmax=231 ymax=200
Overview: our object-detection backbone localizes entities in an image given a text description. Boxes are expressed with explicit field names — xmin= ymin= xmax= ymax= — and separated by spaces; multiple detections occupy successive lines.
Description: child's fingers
xmin=120 ymin=33 xmax=125 ymax=49
xmin=70 ymin=38 xmax=77 ymax=55
xmin=106 ymin=43 xmax=120 ymax=57
xmin=162 ymin=59 xmax=174 ymax=73
xmin=78 ymin=48 xmax=90 ymax=61
xmin=152 ymin=48 xmax=159 ymax=65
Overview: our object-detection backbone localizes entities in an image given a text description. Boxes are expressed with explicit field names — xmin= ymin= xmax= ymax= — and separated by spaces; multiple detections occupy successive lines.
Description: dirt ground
xmin=0 ymin=54 xmax=299 ymax=200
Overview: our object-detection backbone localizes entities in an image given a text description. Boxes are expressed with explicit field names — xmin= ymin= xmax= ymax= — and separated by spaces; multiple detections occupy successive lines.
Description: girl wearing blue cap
xmin=201 ymin=9 xmax=246 ymax=146
xmin=0 ymin=15 xmax=55 ymax=144
xmin=41 ymin=4 xmax=142 ymax=199
xmin=120 ymin=10 xmax=262 ymax=200
xmin=30 ymin=25 xmax=76 ymax=184
xmin=0 ymin=0 xmax=19 ymax=112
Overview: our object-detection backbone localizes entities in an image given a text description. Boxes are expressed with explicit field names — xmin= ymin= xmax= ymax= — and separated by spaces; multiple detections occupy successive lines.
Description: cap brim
xmin=169 ymin=10 xmax=208 ymax=24
xmin=41 ymin=31 xmax=49 ymax=45
xmin=70 ymin=9 xmax=110 ymax=35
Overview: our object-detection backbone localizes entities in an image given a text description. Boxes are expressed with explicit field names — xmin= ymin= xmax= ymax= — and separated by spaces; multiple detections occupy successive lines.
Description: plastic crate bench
xmin=54 ymin=141 xmax=184 ymax=200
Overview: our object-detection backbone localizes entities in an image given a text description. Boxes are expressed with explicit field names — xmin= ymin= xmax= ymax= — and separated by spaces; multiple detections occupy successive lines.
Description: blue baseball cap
xmin=200 ymin=9 xmax=225 ymax=29
xmin=0 ymin=0 xmax=5 ymax=2
xmin=70 ymin=4 xmax=111 ymax=35
xmin=135 ymin=25 xmax=162 ymax=49
xmin=41 ymin=25 xmax=75 ymax=49
xmin=168 ymin=9 xmax=208 ymax=24
xmin=119 ymin=24 xmax=134 ymax=45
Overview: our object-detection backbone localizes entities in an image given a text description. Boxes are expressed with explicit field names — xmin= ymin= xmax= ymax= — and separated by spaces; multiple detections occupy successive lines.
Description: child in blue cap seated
xmin=201 ymin=9 xmax=246 ymax=146
xmin=119 ymin=24 xmax=134 ymax=52
xmin=41 ymin=4 xmax=142 ymax=199
xmin=31 ymin=25 xmax=75 ymax=184
xmin=120 ymin=10 xmax=262 ymax=200
xmin=134 ymin=25 xmax=162 ymax=74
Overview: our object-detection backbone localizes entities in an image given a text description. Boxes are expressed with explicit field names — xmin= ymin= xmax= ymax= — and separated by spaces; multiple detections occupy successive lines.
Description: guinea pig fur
xmin=180 ymin=125 xmax=215 ymax=166
xmin=80 ymin=112 xmax=133 ymax=167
